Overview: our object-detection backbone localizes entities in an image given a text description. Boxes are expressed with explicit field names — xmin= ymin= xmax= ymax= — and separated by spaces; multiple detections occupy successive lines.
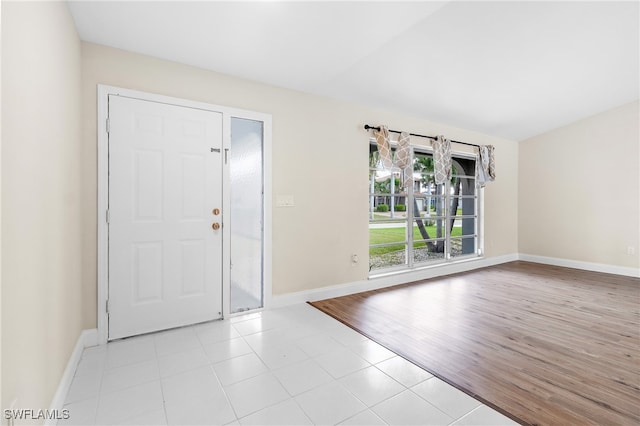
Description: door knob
xmin=212 ymin=222 xmax=220 ymax=230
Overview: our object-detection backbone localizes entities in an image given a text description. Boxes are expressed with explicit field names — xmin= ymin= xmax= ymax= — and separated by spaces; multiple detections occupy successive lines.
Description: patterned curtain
xmin=476 ymin=145 xmax=496 ymax=187
xmin=432 ymin=135 xmax=452 ymax=185
xmin=395 ymin=132 xmax=413 ymax=191
xmin=373 ymin=125 xmax=394 ymax=169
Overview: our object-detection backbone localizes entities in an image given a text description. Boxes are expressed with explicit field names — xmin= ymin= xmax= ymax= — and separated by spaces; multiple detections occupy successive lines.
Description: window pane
xmin=451 ymin=215 xmax=476 ymax=237
xmin=450 ymin=237 xmax=476 ymax=258
xmin=414 ymin=194 xmax=445 ymax=219
xmin=451 ymin=177 xmax=476 ymax=196
xmin=413 ymin=239 xmax=446 ymax=263
xmin=369 ymin=245 xmax=408 ymax=271
xmin=370 ymin=224 xmax=407 ymax=245
xmin=369 ymin=192 xmax=409 ymax=218
xmin=411 ymin=218 xmax=447 ymax=241
xmin=369 ymin=218 xmax=408 ymax=271
xmin=450 ymin=195 xmax=475 ymax=208
xmin=451 ymin=157 xmax=476 ymax=179
xmin=413 ymin=151 xmax=434 ymax=171
xmin=412 ymin=217 xmax=446 ymax=263
xmin=369 ymin=146 xmax=406 ymax=218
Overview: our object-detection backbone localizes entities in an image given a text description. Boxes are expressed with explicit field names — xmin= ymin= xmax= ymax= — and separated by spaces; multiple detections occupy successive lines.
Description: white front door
xmin=108 ymin=95 xmax=223 ymax=340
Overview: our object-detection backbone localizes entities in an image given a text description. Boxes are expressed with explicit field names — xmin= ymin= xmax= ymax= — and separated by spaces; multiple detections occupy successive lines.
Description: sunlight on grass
xmin=369 ymin=225 xmax=462 ymax=256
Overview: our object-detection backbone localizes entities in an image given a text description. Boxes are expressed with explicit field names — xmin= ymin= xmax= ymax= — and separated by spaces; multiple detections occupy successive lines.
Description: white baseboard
xmin=518 ymin=254 xmax=640 ymax=278
xmin=271 ymin=254 xmax=518 ymax=307
xmin=46 ymin=329 xmax=99 ymax=426
xmin=271 ymin=253 xmax=639 ymax=308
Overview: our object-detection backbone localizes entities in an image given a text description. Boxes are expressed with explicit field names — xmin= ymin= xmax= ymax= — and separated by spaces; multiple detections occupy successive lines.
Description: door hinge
xmin=106 ymin=118 xmax=110 ymax=134
xmin=106 ymin=300 xmax=110 ymax=314
xmin=106 ymin=209 xmax=110 ymax=224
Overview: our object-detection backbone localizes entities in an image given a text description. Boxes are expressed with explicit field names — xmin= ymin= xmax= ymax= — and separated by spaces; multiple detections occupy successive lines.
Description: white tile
xmin=314 ymin=347 xmax=370 ymax=378
xmin=340 ymin=366 xmax=405 ymax=406
xmin=225 ymin=373 xmax=290 ymax=418
xmin=105 ymin=336 xmax=156 ymax=370
xmin=233 ymin=317 xmax=274 ymax=336
xmin=203 ymin=337 xmax=253 ymax=363
xmin=451 ymin=405 xmax=519 ymax=426
xmin=65 ymin=371 xmax=102 ymax=404
xmin=195 ymin=320 xmax=240 ymax=344
xmin=329 ymin=327 xmax=370 ymax=347
xmin=243 ymin=328 xmax=291 ymax=350
xmin=339 ymin=409 xmax=387 ymax=426
xmin=161 ymin=365 xmax=226 ymax=405
xmin=157 ymin=346 xmax=210 ymax=378
xmin=239 ymin=399 xmax=312 ymax=425
xmin=259 ymin=309 xmax=290 ymax=321
xmin=165 ymin=394 xmax=236 ymax=425
xmin=60 ymin=398 xmax=98 ymax=426
xmin=316 ymin=320 xmax=355 ymax=335
xmin=213 ymin=352 xmax=268 ymax=386
xmin=254 ymin=342 xmax=308 ymax=370
xmin=306 ymin=312 xmax=347 ymax=330
xmin=244 ymin=326 xmax=317 ymax=350
xmin=230 ymin=312 xmax=262 ymax=323
xmin=348 ymin=339 xmax=396 ymax=364
xmin=278 ymin=324 xmax=321 ymax=341
xmin=95 ymin=380 xmax=164 ymax=425
xmin=274 ymin=303 xmax=328 ymax=324
xmin=254 ymin=310 xmax=293 ymax=329
xmin=68 ymin=303 xmax=501 ymax=426
xmin=272 ymin=359 xmax=334 ymax=396
xmin=296 ymin=332 xmax=344 ymax=357
xmin=101 ymin=359 xmax=160 ymax=395
xmin=280 ymin=303 xmax=324 ymax=319
xmin=372 ymin=390 xmax=452 ymax=426
xmin=295 ymin=381 xmax=366 ymax=425
xmin=411 ymin=377 xmax=482 ymax=419
xmin=75 ymin=349 xmax=107 ymax=377
xmin=375 ymin=356 xmax=433 ymax=388
xmin=116 ymin=408 xmax=167 ymax=425
xmin=154 ymin=327 xmax=201 ymax=356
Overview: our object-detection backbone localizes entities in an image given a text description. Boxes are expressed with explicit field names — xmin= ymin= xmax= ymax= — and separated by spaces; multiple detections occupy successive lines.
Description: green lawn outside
xmin=370 ymin=225 xmax=463 ymax=255
xmin=372 ymin=208 xmax=463 ymax=219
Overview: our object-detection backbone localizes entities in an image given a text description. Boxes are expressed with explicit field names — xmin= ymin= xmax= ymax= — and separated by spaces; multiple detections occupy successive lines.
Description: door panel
xmin=108 ymin=95 xmax=223 ymax=340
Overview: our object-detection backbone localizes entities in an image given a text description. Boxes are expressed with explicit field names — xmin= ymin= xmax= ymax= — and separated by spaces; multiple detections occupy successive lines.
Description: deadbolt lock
xmin=212 ymin=208 xmax=220 ymax=215
xmin=212 ymin=222 xmax=220 ymax=230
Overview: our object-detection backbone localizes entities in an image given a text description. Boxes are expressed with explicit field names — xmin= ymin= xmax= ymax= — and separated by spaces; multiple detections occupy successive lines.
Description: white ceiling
xmin=68 ymin=1 xmax=639 ymax=141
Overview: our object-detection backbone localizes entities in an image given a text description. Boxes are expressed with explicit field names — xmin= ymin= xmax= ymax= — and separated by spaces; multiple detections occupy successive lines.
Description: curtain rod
xmin=364 ymin=124 xmax=480 ymax=149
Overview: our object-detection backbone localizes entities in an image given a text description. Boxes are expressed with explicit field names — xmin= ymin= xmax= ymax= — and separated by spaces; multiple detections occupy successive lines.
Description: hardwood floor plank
xmin=310 ymin=261 xmax=640 ymax=426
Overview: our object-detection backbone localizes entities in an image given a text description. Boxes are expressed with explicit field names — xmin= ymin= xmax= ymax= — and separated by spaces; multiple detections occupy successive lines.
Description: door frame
xmin=97 ymin=85 xmax=272 ymax=344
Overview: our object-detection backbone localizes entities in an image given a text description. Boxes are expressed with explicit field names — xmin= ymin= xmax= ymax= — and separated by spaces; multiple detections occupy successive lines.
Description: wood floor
xmin=310 ymin=261 xmax=640 ymax=426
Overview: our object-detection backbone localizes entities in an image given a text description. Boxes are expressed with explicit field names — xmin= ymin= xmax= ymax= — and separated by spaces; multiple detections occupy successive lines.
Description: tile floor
xmin=61 ymin=303 xmax=518 ymax=425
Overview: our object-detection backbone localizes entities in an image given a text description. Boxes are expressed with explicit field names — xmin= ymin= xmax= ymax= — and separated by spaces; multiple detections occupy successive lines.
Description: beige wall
xmin=519 ymin=101 xmax=640 ymax=269
xmin=1 ymin=1 xmax=83 ymax=418
xmin=81 ymin=43 xmax=519 ymax=328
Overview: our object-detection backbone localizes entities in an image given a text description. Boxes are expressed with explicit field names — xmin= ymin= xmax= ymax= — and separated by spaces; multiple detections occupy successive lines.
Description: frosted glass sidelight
xmin=230 ymin=118 xmax=264 ymax=313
